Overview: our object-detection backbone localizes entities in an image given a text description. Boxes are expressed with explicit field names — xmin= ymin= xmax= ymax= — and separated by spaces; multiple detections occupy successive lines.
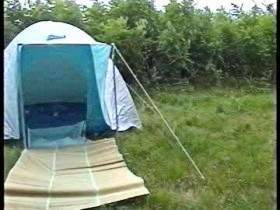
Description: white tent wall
xmin=104 ymin=60 xmax=142 ymax=131
xmin=4 ymin=41 xmax=20 ymax=139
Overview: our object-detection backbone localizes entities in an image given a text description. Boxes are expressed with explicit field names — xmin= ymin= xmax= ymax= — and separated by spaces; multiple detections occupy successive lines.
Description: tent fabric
xmin=4 ymin=21 xmax=99 ymax=139
xmin=20 ymin=45 xmax=89 ymax=104
xmin=4 ymin=138 xmax=149 ymax=210
xmin=4 ymin=21 xmax=141 ymax=141
xmin=19 ymin=43 xmax=112 ymax=146
xmin=27 ymin=121 xmax=86 ymax=148
xmin=87 ymin=45 xmax=112 ymax=134
xmin=24 ymin=102 xmax=87 ymax=148
xmin=105 ymin=60 xmax=142 ymax=131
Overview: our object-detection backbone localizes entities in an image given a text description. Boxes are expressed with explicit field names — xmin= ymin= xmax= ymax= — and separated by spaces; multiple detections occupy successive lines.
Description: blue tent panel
xmin=19 ymin=44 xmax=112 ymax=148
xmin=86 ymin=45 xmax=112 ymax=136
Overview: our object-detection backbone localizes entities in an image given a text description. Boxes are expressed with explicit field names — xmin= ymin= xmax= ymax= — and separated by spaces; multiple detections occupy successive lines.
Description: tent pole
xmin=112 ymin=44 xmax=205 ymax=180
xmin=111 ymin=44 xmax=119 ymax=132
xmin=17 ymin=44 xmax=28 ymax=149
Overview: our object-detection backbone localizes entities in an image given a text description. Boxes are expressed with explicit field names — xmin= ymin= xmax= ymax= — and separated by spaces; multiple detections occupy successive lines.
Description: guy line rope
xmin=112 ymin=43 xmax=205 ymax=180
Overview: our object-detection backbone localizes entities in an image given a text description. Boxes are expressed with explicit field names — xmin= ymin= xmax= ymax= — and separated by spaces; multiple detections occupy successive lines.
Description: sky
xmin=19 ymin=0 xmax=277 ymax=11
xmin=74 ymin=0 xmax=277 ymax=11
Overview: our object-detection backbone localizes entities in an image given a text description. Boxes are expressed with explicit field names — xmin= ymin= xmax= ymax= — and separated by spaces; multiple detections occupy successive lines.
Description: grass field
xmin=4 ymin=86 xmax=276 ymax=210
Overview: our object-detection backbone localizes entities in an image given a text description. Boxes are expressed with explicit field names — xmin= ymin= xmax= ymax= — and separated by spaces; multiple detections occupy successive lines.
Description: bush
xmin=4 ymin=0 xmax=276 ymax=87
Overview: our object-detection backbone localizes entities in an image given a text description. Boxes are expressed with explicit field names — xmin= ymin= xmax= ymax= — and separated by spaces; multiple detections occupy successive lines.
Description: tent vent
xmin=47 ymin=35 xmax=66 ymax=41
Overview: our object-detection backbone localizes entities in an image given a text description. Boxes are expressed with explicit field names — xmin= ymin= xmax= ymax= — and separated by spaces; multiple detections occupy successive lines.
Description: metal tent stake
xmin=112 ymin=43 xmax=205 ymax=180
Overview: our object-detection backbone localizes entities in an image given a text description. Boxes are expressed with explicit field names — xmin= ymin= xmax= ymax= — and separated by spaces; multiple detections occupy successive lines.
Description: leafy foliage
xmin=4 ymin=0 xmax=276 ymax=86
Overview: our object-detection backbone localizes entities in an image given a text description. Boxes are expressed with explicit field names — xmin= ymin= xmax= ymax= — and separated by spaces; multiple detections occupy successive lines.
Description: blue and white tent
xmin=4 ymin=21 xmax=141 ymax=148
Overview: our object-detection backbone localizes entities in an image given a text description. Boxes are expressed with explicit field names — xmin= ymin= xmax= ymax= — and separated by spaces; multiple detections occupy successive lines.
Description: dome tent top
xmin=7 ymin=21 xmax=105 ymax=47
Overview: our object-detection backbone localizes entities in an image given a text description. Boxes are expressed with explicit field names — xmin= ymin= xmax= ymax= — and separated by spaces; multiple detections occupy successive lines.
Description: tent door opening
xmin=18 ymin=44 xmax=95 ymax=149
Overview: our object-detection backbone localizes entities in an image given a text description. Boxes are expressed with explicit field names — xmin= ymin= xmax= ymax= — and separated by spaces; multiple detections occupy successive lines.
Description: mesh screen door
xmin=20 ymin=44 xmax=93 ymax=148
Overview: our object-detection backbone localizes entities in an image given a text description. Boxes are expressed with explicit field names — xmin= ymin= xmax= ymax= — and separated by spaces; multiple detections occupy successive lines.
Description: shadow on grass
xmin=84 ymin=195 xmax=148 ymax=209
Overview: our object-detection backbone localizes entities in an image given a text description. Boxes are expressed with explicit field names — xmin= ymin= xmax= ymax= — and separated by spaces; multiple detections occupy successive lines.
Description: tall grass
xmin=4 ymin=87 xmax=276 ymax=209
xmin=116 ymin=87 xmax=276 ymax=209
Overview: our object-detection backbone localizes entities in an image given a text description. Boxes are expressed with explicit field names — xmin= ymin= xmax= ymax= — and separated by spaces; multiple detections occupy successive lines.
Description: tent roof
xmin=7 ymin=21 xmax=104 ymax=47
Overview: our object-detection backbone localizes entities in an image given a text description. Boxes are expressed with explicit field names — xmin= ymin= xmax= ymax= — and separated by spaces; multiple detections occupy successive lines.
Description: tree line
xmin=4 ymin=0 xmax=276 ymax=87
